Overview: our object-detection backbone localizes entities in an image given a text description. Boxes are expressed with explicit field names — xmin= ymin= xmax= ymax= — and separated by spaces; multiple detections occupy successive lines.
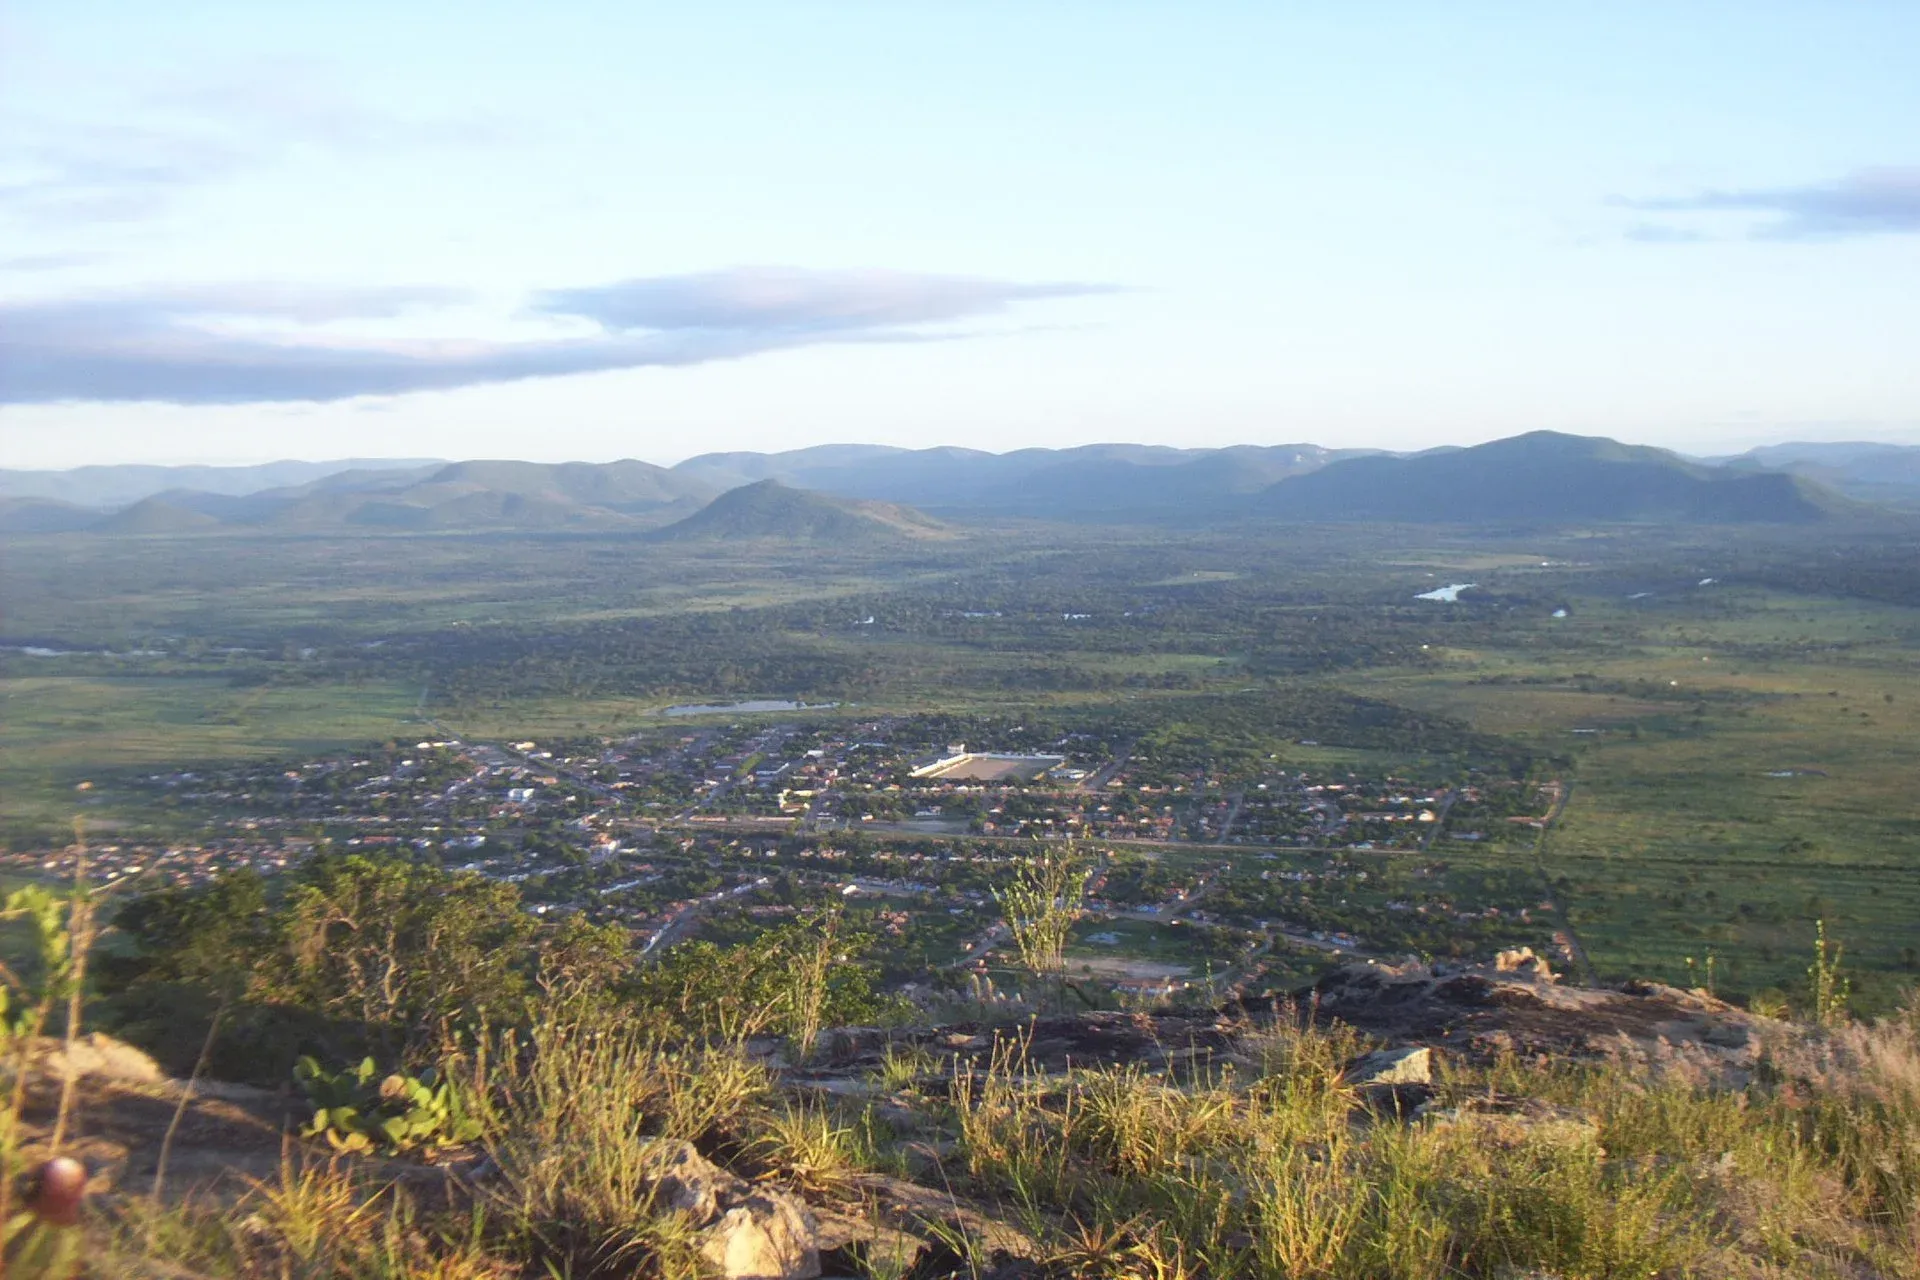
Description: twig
xmin=49 ymin=827 xmax=94 ymax=1154
xmin=152 ymin=995 xmax=230 ymax=1203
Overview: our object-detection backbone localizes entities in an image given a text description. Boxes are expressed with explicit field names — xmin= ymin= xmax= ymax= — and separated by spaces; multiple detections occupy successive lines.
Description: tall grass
xmin=940 ymin=1007 xmax=1920 ymax=1279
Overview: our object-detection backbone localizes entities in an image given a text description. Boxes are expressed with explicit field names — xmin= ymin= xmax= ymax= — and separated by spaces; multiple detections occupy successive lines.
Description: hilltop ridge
xmin=652 ymin=478 xmax=953 ymax=543
xmin=1255 ymin=430 xmax=1851 ymax=523
xmin=25 ymin=942 xmax=1913 ymax=1279
xmin=5 ymin=431 xmax=1909 ymax=533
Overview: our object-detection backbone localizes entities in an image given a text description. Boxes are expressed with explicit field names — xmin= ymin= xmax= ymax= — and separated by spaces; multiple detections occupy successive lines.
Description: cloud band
xmin=0 ymin=267 xmax=1117 ymax=405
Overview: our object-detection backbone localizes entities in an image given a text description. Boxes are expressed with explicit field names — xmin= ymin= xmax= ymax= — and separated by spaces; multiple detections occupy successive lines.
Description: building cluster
xmin=5 ymin=717 xmax=1564 ymax=994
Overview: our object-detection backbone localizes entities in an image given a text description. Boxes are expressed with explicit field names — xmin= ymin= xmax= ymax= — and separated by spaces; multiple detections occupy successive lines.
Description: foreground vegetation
xmin=0 ymin=847 xmax=1909 ymax=1277
xmin=73 ymin=999 xmax=1920 ymax=1280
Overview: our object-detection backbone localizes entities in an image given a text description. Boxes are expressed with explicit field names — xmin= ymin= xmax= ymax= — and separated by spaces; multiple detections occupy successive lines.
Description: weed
xmin=751 ymin=1099 xmax=867 ymax=1192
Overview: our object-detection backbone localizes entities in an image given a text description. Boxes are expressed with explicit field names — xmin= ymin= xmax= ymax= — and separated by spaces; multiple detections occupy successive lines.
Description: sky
xmin=2 ymin=1 xmax=1918 ymax=470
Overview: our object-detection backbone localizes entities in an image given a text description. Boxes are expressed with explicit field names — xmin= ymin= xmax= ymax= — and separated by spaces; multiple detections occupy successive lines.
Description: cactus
xmin=293 ymin=1056 xmax=484 ymax=1154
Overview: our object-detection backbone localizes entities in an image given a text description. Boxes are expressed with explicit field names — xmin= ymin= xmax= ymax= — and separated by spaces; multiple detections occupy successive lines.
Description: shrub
xmin=294 ymin=1055 xmax=485 ymax=1154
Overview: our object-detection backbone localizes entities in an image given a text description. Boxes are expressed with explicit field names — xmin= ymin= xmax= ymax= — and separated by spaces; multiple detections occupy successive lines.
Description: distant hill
xmin=11 ymin=434 xmax=1904 ymax=535
xmin=1254 ymin=431 xmax=1854 ymax=524
xmin=671 ymin=444 xmax=919 ymax=493
xmin=0 ymin=459 xmax=444 ymax=509
xmin=1710 ymin=441 xmax=1920 ymax=507
xmin=93 ymin=496 xmax=223 ymax=534
xmin=0 ymin=496 xmax=102 ymax=534
xmin=291 ymin=459 xmax=715 ymax=530
xmin=671 ymin=442 xmax=1368 ymax=517
xmin=0 ymin=459 xmax=716 ymax=534
xmin=653 ymin=479 xmax=952 ymax=543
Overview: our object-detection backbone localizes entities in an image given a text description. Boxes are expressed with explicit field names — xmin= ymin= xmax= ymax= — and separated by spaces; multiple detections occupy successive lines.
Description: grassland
xmin=1373 ymin=591 xmax=1920 ymax=1001
xmin=4 ymin=524 xmax=1918 ymax=1006
xmin=0 ymin=675 xmax=424 ymax=838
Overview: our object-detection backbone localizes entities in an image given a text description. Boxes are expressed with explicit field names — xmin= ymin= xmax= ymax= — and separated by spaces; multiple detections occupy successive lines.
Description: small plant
xmin=1806 ymin=919 xmax=1851 ymax=1028
xmin=997 ymin=842 xmax=1093 ymax=979
xmin=294 ymin=1056 xmax=484 ymax=1154
xmin=1 ymin=866 xmax=95 ymax=1277
xmin=873 ymin=1042 xmax=937 ymax=1094
xmin=787 ymin=907 xmax=843 ymax=1062
xmin=750 ymin=1099 xmax=864 ymax=1192
xmin=1683 ymin=950 xmax=1720 ymax=996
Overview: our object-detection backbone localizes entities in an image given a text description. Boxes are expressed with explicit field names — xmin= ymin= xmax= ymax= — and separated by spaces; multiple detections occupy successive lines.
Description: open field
xmin=0 ymin=674 xmax=424 ymax=838
xmin=1371 ymin=591 xmax=1920 ymax=1000
xmin=4 ymin=523 xmax=1918 ymax=1007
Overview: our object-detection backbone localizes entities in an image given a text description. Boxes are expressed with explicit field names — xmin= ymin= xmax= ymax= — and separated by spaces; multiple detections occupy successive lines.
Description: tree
xmin=630 ymin=913 xmax=897 ymax=1047
xmin=107 ymin=868 xmax=270 ymax=993
xmin=262 ymin=855 xmax=534 ymax=1060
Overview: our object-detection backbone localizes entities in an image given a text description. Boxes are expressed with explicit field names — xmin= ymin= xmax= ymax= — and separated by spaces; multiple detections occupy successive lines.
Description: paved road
xmin=1215 ymin=790 xmax=1247 ymax=843
xmin=1079 ymin=739 xmax=1138 ymax=792
xmin=1417 ymin=788 xmax=1459 ymax=853
xmin=660 ymin=814 xmax=1429 ymax=860
xmin=949 ymin=921 xmax=1009 ymax=969
xmin=640 ymin=875 xmax=773 ymax=955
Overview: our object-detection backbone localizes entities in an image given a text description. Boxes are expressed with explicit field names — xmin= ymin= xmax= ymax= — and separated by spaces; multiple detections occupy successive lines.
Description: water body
xmin=0 ymin=645 xmax=164 ymax=658
xmin=1414 ymin=583 xmax=1476 ymax=602
xmin=662 ymin=699 xmax=840 ymax=717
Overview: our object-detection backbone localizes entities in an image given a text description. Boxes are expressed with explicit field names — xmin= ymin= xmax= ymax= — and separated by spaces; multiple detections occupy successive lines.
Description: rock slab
xmin=643 ymin=1141 xmax=820 ymax=1280
xmin=1343 ymin=1045 xmax=1433 ymax=1087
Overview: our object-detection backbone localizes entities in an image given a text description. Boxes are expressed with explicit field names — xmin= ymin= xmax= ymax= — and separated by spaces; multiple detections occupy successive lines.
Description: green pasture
xmin=1368 ymin=590 xmax=1920 ymax=1005
xmin=0 ymin=675 xmax=422 ymax=841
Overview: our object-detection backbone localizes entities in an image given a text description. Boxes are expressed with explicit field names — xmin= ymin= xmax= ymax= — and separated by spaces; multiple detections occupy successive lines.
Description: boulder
xmin=642 ymin=1142 xmax=820 ymax=1280
xmin=648 ymin=1140 xmax=724 ymax=1223
xmin=817 ymin=1026 xmax=890 ymax=1062
xmin=1342 ymin=1045 xmax=1432 ymax=1088
xmin=700 ymin=1189 xmax=820 ymax=1280
xmin=39 ymin=1033 xmax=163 ymax=1084
xmin=1423 ymin=1095 xmax=1601 ymax=1152
xmin=1290 ymin=958 xmax=1778 ymax=1077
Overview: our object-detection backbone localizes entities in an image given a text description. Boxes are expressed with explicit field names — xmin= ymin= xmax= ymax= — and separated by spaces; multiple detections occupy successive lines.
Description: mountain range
xmin=1710 ymin=442 xmax=1920 ymax=507
xmin=2 ymin=432 xmax=1909 ymax=536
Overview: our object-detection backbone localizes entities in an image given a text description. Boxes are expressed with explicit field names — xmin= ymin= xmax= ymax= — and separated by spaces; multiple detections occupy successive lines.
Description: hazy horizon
xmin=8 ymin=428 xmax=1920 ymax=478
xmin=3 ymin=3 xmax=1917 ymax=469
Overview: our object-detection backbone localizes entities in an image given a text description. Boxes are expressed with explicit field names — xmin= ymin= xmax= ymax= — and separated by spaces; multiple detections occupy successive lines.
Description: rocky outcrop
xmin=35 ymin=1033 xmax=164 ymax=1084
xmin=1290 ymin=958 xmax=1780 ymax=1078
xmin=802 ymin=958 xmax=1783 ymax=1097
xmin=643 ymin=1141 xmax=820 ymax=1280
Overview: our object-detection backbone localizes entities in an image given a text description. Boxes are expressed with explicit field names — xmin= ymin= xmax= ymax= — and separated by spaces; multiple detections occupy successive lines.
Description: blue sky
xmin=3 ymin=1 xmax=1917 ymax=468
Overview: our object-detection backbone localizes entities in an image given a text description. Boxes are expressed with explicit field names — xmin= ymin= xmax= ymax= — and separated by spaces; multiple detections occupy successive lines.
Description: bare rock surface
xmin=802 ymin=958 xmax=1783 ymax=1099
xmin=642 ymin=1141 xmax=821 ymax=1280
xmin=1343 ymin=1045 xmax=1433 ymax=1087
xmin=36 ymin=1032 xmax=164 ymax=1084
xmin=1275 ymin=958 xmax=1781 ymax=1074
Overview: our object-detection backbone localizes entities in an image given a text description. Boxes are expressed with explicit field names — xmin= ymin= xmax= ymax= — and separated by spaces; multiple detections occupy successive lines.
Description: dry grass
xmin=24 ymin=995 xmax=1920 ymax=1279
xmin=939 ymin=1008 xmax=1920 ymax=1279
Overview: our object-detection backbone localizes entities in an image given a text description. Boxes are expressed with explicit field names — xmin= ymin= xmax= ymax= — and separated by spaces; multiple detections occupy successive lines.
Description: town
xmin=16 ymin=711 xmax=1569 ymax=1001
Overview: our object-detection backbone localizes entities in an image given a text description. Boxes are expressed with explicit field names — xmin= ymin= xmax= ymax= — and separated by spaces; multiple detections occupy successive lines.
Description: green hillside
xmin=654 ymin=478 xmax=954 ymax=542
xmin=1259 ymin=431 xmax=1852 ymax=523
